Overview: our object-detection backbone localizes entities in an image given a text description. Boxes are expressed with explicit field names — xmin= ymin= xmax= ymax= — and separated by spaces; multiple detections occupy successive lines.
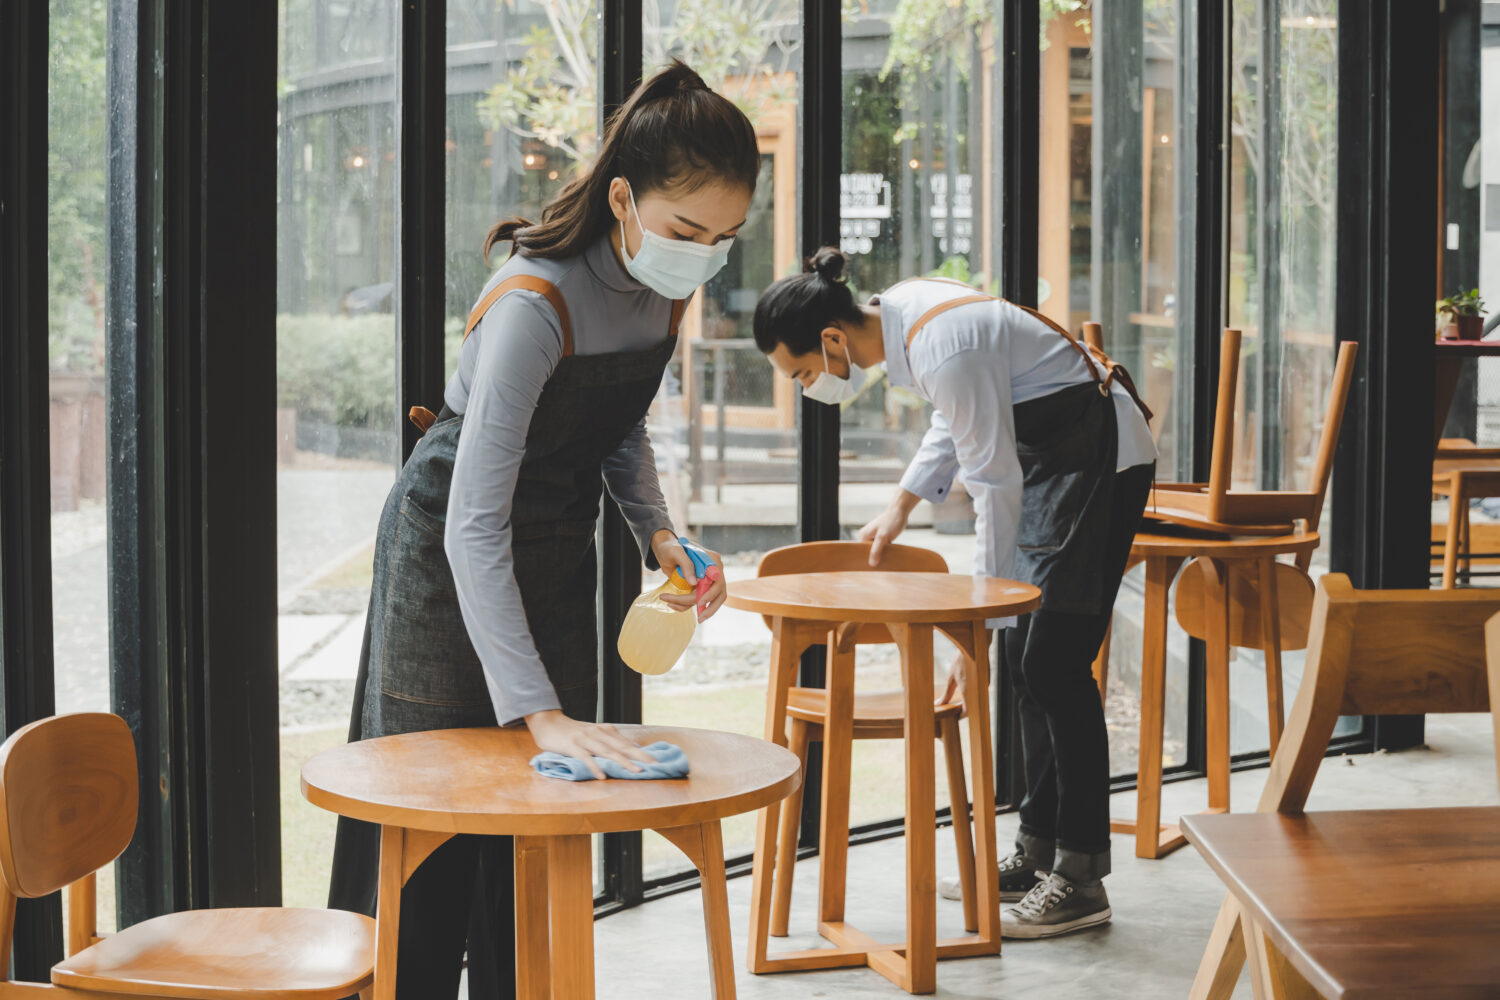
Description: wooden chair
xmin=754 ymin=541 xmax=981 ymax=937
xmin=1432 ymin=459 xmax=1500 ymax=588
xmin=0 ymin=713 xmax=374 ymax=999
xmin=1146 ymin=329 xmax=1358 ymax=543
xmin=1189 ymin=576 xmax=1500 ymax=999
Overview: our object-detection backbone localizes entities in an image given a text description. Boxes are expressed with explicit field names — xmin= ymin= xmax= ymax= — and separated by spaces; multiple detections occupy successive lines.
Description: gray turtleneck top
xmin=443 ymin=234 xmax=676 ymax=726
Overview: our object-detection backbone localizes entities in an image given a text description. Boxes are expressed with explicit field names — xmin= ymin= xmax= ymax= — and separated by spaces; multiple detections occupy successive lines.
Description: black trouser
xmin=1007 ymin=461 xmax=1153 ymax=882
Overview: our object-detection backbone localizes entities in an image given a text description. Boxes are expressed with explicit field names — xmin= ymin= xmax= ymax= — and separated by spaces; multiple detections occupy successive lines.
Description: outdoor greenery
xmin=478 ymin=0 xmax=804 ymax=168
xmin=276 ymin=315 xmax=464 ymax=428
xmin=47 ymin=0 xmax=109 ymax=374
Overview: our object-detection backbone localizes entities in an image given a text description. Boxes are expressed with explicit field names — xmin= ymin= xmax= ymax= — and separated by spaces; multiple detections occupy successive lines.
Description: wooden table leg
xmin=748 ymin=617 xmax=804 ymax=973
xmin=891 ymin=623 xmax=937 ymax=994
xmin=1257 ymin=556 xmax=1285 ymax=757
xmin=1189 ymin=894 xmax=1247 ymax=1000
xmin=818 ymin=630 xmax=855 ymax=927
xmin=1130 ymin=555 xmax=1187 ymax=859
xmin=659 ymin=821 xmax=736 ymax=1000
xmin=770 ymin=718 xmax=809 ymax=938
xmin=373 ymin=825 xmax=454 ymax=1000
xmin=514 ymin=835 xmax=551 ymax=1000
xmin=548 ymin=833 xmax=595 ymax=998
xmin=960 ymin=622 xmax=1000 ymax=949
xmin=1201 ymin=558 xmax=1232 ymax=813
xmin=1443 ymin=471 xmax=1464 ymax=589
xmin=373 ymin=826 xmax=403 ymax=1000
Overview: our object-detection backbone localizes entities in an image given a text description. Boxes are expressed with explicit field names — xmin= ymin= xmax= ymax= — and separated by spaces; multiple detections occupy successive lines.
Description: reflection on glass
xmin=276 ymin=0 xmax=401 ymax=908
xmin=49 ymin=0 xmax=117 ymax=934
xmin=638 ymin=1 xmax=802 ymax=880
xmin=1032 ymin=1 xmax=1198 ymax=783
xmin=1226 ymin=0 xmax=1338 ymax=756
xmin=446 ymin=1 xmax=601 ymax=373
xmin=829 ymin=3 xmax=1003 ymax=831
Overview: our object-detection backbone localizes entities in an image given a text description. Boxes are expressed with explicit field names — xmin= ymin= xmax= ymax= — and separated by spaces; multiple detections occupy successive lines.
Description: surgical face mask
xmin=803 ymin=338 xmax=867 ymax=405
xmin=620 ymin=182 xmax=734 ymax=299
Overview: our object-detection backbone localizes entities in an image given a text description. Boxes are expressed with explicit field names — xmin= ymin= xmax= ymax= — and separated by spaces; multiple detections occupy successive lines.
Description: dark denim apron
xmin=1013 ymin=381 xmax=1121 ymax=616
xmin=327 ymin=303 xmax=676 ymax=997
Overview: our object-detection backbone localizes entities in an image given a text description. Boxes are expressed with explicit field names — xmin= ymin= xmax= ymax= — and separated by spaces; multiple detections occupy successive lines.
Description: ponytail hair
xmin=753 ymin=246 xmax=865 ymax=356
xmin=485 ymin=60 xmax=760 ymax=263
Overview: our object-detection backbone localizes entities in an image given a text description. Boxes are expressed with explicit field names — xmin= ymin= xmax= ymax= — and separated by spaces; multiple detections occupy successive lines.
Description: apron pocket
xmin=375 ymin=497 xmax=492 ymax=708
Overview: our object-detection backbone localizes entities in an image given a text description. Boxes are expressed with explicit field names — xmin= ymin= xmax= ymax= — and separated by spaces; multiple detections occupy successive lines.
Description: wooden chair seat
xmin=785 ymin=683 xmax=959 ymax=737
xmin=1437 ymin=436 xmax=1500 ymax=460
xmin=51 ymin=907 xmax=375 ymax=999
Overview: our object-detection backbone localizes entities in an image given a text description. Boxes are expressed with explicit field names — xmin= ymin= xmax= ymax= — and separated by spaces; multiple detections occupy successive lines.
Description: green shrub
xmin=276 ymin=314 xmax=463 ymax=427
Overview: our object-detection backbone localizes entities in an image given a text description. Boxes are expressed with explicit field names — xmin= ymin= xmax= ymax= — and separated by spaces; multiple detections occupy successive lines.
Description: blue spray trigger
xmin=678 ymin=536 xmax=713 ymax=578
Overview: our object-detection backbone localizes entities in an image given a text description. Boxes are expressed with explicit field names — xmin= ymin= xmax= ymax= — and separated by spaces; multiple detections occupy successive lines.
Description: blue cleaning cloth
xmin=530 ymin=740 xmax=690 ymax=781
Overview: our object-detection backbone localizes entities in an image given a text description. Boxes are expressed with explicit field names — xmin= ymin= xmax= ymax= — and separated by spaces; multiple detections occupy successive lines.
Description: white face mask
xmin=620 ymin=182 xmax=734 ymax=299
xmin=803 ymin=338 xmax=867 ymax=405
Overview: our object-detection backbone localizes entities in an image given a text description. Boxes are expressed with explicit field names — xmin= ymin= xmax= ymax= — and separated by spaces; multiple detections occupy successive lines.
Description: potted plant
xmin=1436 ymin=288 xmax=1486 ymax=340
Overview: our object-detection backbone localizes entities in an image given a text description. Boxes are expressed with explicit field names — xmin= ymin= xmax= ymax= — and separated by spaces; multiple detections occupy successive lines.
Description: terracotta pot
xmin=1441 ymin=323 xmax=1460 ymax=340
xmin=1456 ymin=314 xmax=1484 ymax=340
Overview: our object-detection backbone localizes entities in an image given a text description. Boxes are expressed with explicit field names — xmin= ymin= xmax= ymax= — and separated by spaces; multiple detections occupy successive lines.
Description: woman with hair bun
xmin=753 ymin=247 xmax=1155 ymax=940
xmin=328 ymin=60 xmax=757 ymax=996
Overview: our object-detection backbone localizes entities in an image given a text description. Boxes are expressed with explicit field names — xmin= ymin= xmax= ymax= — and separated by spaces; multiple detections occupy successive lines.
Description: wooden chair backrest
xmin=0 ymin=714 xmax=137 ymax=901
xmin=1258 ymin=575 xmax=1500 ymax=815
xmin=756 ymin=541 xmax=949 ymax=645
xmin=1207 ymin=329 xmax=1358 ymax=526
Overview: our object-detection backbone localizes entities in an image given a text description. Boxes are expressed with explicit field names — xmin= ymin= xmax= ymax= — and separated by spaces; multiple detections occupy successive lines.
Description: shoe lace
xmin=998 ymin=853 xmax=1028 ymax=875
xmin=1014 ymin=873 xmax=1072 ymax=918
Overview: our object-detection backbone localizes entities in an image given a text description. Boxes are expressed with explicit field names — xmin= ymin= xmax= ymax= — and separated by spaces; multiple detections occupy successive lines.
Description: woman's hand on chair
xmin=524 ymin=711 xmax=657 ymax=779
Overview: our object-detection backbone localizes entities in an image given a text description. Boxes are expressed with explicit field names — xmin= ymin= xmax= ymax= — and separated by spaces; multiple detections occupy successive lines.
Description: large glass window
xmin=276 ymin=0 xmax=401 ymax=909
xmin=49 ymin=0 xmax=117 ymax=934
xmin=1226 ymin=0 xmax=1339 ymax=755
xmin=637 ymin=0 xmax=802 ymax=881
xmin=1035 ymin=1 xmax=1198 ymax=781
xmin=825 ymin=1 xmax=1003 ymax=833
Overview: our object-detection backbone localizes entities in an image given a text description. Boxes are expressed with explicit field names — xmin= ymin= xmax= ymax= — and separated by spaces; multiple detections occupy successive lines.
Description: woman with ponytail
xmin=328 ymin=61 xmax=758 ymax=997
xmin=753 ymin=248 xmax=1156 ymax=941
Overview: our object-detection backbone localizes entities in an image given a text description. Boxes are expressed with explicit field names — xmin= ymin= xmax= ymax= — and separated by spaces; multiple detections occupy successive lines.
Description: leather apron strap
xmin=900 ymin=286 xmax=1154 ymax=423
xmin=408 ymin=278 xmax=684 ymax=435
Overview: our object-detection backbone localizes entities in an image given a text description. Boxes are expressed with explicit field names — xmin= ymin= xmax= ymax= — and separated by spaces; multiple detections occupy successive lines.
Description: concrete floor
xmin=581 ymin=713 xmax=1499 ymax=999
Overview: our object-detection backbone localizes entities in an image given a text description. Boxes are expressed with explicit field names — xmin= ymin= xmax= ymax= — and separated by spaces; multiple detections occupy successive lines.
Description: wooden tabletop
xmin=1129 ymin=529 xmax=1320 ymax=560
xmin=1183 ymin=807 xmax=1500 ymax=999
xmin=301 ymin=725 xmax=801 ymax=837
xmin=723 ymin=571 xmax=1039 ymax=624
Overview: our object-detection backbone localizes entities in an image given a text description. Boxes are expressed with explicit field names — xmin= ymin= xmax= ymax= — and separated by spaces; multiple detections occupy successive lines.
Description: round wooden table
xmin=1100 ymin=529 xmax=1321 ymax=860
xmin=302 ymin=725 xmax=800 ymax=1000
xmin=725 ymin=571 xmax=1039 ymax=995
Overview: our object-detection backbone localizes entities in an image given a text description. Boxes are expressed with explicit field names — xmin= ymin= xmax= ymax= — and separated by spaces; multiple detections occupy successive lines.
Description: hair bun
xmin=806 ymin=246 xmax=848 ymax=284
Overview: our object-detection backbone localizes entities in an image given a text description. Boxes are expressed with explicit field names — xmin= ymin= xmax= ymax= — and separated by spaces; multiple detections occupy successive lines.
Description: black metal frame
xmin=0 ymin=0 xmax=66 ymax=977
xmin=597 ymin=0 xmax=647 ymax=916
xmin=1331 ymin=0 xmax=1441 ymax=750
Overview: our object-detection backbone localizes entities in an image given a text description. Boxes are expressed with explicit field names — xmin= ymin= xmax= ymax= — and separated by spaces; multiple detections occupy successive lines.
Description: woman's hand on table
xmin=651 ymin=530 xmax=727 ymax=622
xmin=524 ymin=711 xmax=657 ymax=779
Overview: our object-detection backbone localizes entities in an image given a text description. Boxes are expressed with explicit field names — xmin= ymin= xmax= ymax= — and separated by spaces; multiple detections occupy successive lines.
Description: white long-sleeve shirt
xmin=876 ymin=280 xmax=1157 ymax=626
xmin=444 ymin=236 xmax=676 ymax=725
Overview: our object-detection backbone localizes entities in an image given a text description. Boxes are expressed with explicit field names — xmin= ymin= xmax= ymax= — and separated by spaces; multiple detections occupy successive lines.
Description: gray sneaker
xmin=1002 ymin=872 xmax=1111 ymax=939
xmin=937 ymin=851 xmax=1043 ymax=903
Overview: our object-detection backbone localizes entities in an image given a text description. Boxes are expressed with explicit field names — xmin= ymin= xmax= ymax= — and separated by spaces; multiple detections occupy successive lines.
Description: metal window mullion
xmin=0 ymin=0 xmax=66 ymax=975
xmin=794 ymin=0 xmax=842 ymax=854
xmin=599 ymin=0 xmax=645 ymax=911
xmin=398 ymin=0 xmax=448 ymax=464
xmin=1331 ymin=0 xmax=1439 ymax=750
